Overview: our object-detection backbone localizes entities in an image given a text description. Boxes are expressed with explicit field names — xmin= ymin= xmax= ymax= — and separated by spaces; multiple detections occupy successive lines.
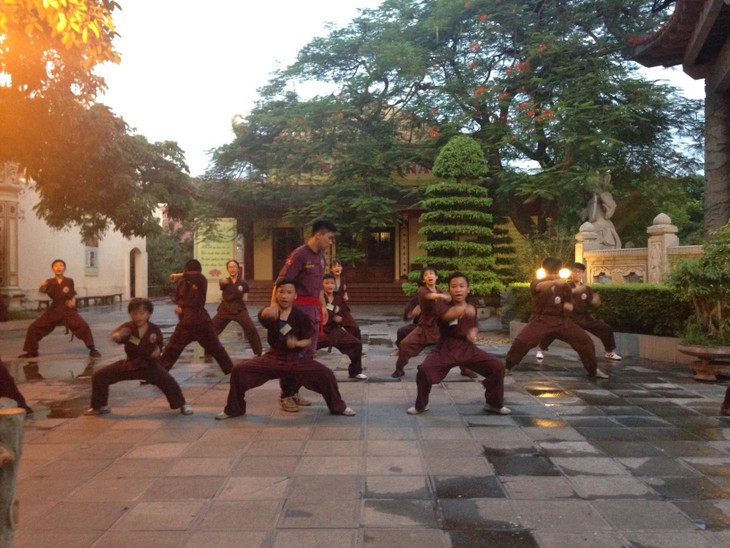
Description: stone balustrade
xmin=577 ymin=213 xmax=703 ymax=284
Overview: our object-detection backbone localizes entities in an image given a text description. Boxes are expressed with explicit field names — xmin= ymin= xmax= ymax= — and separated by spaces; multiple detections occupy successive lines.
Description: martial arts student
xmin=216 ymin=278 xmax=355 ymax=419
xmin=407 ymin=272 xmax=509 ymax=415
xmin=329 ymin=258 xmax=361 ymax=339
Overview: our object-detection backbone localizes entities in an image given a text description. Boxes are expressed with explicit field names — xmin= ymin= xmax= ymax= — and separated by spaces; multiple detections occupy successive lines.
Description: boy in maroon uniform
xmin=407 ymin=272 xmax=509 ymax=415
xmin=319 ymin=273 xmax=367 ymax=380
xmin=85 ymin=298 xmax=192 ymax=416
xmin=275 ymin=219 xmax=335 ymax=411
xmin=392 ymin=266 xmax=477 ymax=379
xmin=505 ymin=257 xmax=608 ymax=379
xmin=211 ymin=259 xmax=263 ymax=356
xmin=216 ymin=278 xmax=355 ymax=419
xmin=160 ymin=259 xmax=233 ymax=374
xmin=535 ymin=262 xmax=621 ymax=361
xmin=329 ymin=259 xmax=361 ymax=339
xmin=19 ymin=259 xmax=101 ymax=358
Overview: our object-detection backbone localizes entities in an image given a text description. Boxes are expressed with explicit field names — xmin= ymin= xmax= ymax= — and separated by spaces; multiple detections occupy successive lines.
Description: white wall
xmin=17 ymin=184 xmax=147 ymax=302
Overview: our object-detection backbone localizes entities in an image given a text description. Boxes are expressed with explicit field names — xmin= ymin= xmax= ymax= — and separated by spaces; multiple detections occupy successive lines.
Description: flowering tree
xmin=210 ymin=0 xmax=701 ymax=244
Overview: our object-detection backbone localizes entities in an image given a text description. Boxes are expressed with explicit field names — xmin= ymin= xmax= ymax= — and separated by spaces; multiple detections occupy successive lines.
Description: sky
xmin=97 ymin=1 xmax=706 ymax=178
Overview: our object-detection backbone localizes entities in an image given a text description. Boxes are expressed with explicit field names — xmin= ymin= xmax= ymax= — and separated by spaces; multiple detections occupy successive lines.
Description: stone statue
xmin=582 ymin=173 xmax=621 ymax=249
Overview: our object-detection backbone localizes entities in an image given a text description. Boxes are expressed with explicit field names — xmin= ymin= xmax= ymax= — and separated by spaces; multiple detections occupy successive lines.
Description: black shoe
xmin=89 ymin=349 xmax=102 ymax=358
xmin=391 ymin=369 xmax=404 ymax=378
xmin=18 ymin=352 xmax=39 ymax=358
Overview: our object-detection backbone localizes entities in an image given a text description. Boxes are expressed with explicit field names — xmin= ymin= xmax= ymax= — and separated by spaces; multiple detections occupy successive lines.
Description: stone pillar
xmin=0 ymin=163 xmax=25 ymax=310
xmin=704 ymin=87 xmax=730 ymax=233
xmin=646 ymin=213 xmax=679 ymax=284
xmin=575 ymin=222 xmax=599 ymax=264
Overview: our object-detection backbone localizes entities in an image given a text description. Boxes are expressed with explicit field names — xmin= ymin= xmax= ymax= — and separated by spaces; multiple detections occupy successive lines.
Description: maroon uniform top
xmin=115 ymin=321 xmax=164 ymax=371
xmin=529 ymin=279 xmax=572 ymax=317
xmin=258 ymin=306 xmax=314 ymax=359
xmin=416 ymin=285 xmax=446 ymax=339
xmin=276 ymin=244 xmax=326 ymax=299
xmin=322 ymin=293 xmax=348 ymax=333
xmin=175 ymin=271 xmax=211 ymax=326
xmin=436 ymin=302 xmax=478 ymax=345
xmin=333 ymin=275 xmax=347 ymax=298
xmin=40 ymin=277 xmax=76 ymax=307
xmin=218 ymin=275 xmax=250 ymax=315
xmin=569 ymin=283 xmax=594 ymax=318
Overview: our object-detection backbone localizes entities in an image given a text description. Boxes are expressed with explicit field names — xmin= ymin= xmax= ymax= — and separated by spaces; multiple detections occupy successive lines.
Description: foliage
xmin=1 ymin=1 xmax=196 ymax=238
xmin=665 ymin=222 xmax=730 ymax=345
xmin=208 ymin=0 xmax=702 ymax=242
xmin=511 ymin=229 xmax=575 ymax=282
xmin=146 ymin=222 xmax=194 ymax=297
xmin=508 ymin=283 xmax=691 ymax=337
xmin=409 ymin=135 xmax=503 ymax=298
xmin=432 ymin=134 xmax=487 ymax=181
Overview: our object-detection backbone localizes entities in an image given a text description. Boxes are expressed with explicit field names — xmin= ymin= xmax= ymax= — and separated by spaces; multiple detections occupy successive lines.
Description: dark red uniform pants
xmin=225 ymin=355 xmax=347 ymax=417
xmin=414 ymin=343 xmax=505 ymax=412
xmin=507 ymin=315 xmax=597 ymax=374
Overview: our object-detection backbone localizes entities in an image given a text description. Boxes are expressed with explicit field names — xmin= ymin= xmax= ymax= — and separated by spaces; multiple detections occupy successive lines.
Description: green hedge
xmin=507 ymin=283 xmax=692 ymax=338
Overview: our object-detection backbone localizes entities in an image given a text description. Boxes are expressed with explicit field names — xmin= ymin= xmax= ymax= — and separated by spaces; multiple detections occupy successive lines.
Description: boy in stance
xmin=319 ymin=273 xmax=367 ymax=380
xmin=392 ymin=266 xmax=476 ymax=379
xmin=160 ymin=259 xmax=233 ymax=374
xmin=19 ymin=259 xmax=100 ymax=359
xmin=407 ymin=272 xmax=509 ymax=415
xmin=211 ymin=259 xmax=263 ymax=356
xmin=535 ymin=262 xmax=621 ymax=361
xmin=506 ymin=257 xmax=608 ymax=379
xmin=85 ymin=298 xmax=192 ymax=416
xmin=216 ymin=278 xmax=355 ymax=419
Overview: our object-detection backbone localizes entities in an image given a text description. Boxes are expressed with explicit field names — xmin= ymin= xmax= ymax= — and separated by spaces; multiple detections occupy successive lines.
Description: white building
xmin=1 ymin=163 xmax=147 ymax=310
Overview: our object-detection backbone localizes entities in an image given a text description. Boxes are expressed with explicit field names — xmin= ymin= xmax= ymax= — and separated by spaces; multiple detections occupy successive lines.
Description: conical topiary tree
xmin=405 ymin=135 xmax=504 ymax=299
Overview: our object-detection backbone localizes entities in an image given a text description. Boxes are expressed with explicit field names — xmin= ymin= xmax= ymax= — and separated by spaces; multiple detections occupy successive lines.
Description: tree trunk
xmin=0 ymin=403 xmax=25 ymax=547
xmin=704 ymin=88 xmax=730 ymax=233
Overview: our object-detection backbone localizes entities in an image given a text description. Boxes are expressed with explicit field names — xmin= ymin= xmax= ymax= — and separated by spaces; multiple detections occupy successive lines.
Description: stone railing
xmin=576 ymin=213 xmax=703 ymax=284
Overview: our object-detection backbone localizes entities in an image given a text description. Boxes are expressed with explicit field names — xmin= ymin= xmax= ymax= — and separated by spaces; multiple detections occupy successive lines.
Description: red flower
xmin=429 ymin=128 xmax=440 ymax=138
xmin=474 ymin=85 xmax=486 ymax=96
xmin=538 ymin=43 xmax=547 ymax=53
xmin=469 ymin=42 xmax=481 ymax=53
xmin=480 ymin=14 xmax=488 ymax=22
xmin=297 ymin=117 xmax=303 ymax=124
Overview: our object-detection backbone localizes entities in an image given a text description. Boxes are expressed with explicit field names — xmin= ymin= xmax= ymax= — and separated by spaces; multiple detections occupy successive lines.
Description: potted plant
xmin=665 ymin=221 xmax=730 ymax=381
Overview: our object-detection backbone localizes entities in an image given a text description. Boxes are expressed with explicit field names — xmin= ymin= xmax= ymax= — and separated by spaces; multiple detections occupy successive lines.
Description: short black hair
xmin=51 ymin=259 xmax=66 ymax=268
xmin=185 ymin=259 xmax=202 ymax=272
xmin=226 ymin=259 xmax=240 ymax=269
xmin=329 ymin=258 xmax=342 ymax=266
xmin=275 ymin=277 xmax=299 ymax=290
xmin=323 ymin=273 xmax=336 ymax=281
xmin=572 ymin=262 xmax=586 ymax=271
xmin=542 ymin=256 xmax=562 ymax=274
xmin=128 ymin=297 xmax=154 ymax=314
xmin=447 ymin=271 xmax=469 ymax=285
xmin=311 ymin=219 xmax=336 ymax=235
xmin=420 ymin=265 xmax=438 ymax=280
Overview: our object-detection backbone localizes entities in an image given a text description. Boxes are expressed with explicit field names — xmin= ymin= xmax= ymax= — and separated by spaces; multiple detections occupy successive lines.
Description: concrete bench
xmin=36 ymin=293 xmax=122 ymax=310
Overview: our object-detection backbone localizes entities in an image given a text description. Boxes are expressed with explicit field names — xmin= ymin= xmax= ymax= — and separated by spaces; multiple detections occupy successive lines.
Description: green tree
xmin=408 ymin=135 xmax=503 ymax=298
xmin=209 ymin=0 xmax=701 ymax=243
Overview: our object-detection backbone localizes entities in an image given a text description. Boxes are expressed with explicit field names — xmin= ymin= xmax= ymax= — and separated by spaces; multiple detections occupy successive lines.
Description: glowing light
xmin=536 ymin=268 xmax=545 ymax=279
xmin=559 ymin=268 xmax=571 ymax=279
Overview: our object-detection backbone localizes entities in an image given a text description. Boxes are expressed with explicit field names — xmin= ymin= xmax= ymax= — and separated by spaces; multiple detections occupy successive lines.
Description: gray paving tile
xmin=592 ymin=499 xmax=697 ymax=531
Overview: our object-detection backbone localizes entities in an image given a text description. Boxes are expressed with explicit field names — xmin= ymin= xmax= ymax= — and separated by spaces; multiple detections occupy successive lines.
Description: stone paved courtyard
xmin=1 ymin=302 xmax=729 ymax=547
